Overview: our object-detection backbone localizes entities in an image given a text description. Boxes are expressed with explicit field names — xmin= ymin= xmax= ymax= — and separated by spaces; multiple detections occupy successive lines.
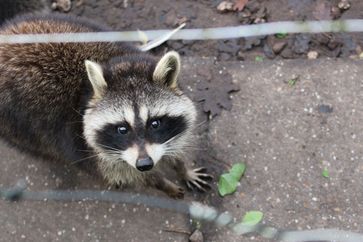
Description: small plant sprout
xmin=288 ymin=75 xmax=299 ymax=86
xmin=322 ymin=168 xmax=329 ymax=178
xmin=275 ymin=32 xmax=288 ymax=39
xmin=321 ymin=160 xmax=330 ymax=178
xmin=255 ymin=55 xmax=264 ymax=62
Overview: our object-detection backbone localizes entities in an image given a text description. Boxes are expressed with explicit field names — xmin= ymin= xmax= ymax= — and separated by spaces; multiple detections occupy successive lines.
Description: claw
xmin=195 ymin=177 xmax=209 ymax=186
xmin=185 ymin=167 xmax=213 ymax=192
xmin=190 ymin=180 xmax=206 ymax=192
xmin=194 ymin=167 xmax=207 ymax=173
xmin=186 ymin=181 xmax=193 ymax=190
xmin=195 ymin=173 xmax=213 ymax=179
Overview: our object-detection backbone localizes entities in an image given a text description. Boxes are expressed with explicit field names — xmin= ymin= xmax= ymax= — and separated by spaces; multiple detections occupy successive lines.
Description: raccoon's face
xmin=83 ymin=51 xmax=196 ymax=175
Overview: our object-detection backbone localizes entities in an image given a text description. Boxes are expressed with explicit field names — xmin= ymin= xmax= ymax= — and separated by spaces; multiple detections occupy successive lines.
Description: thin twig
xmin=162 ymin=228 xmax=191 ymax=235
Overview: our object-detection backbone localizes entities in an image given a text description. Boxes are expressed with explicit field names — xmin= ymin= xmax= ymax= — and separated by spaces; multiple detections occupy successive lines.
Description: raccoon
xmin=0 ymin=14 xmax=211 ymax=198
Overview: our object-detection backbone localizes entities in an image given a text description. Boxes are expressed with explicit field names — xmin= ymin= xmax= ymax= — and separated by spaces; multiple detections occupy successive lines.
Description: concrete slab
xmin=1 ymin=58 xmax=363 ymax=242
xmin=183 ymin=58 xmax=363 ymax=242
xmin=0 ymin=140 xmax=190 ymax=242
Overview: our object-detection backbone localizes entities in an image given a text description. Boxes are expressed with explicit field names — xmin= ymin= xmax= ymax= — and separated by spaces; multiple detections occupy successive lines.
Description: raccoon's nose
xmin=136 ymin=157 xmax=154 ymax=171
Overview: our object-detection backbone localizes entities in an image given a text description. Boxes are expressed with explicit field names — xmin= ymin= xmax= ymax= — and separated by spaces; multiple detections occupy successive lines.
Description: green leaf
xmin=229 ymin=163 xmax=246 ymax=180
xmin=288 ymin=78 xmax=297 ymax=86
xmin=255 ymin=56 xmax=264 ymax=62
xmin=218 ymin=162 xmax=246 ymax=197
xmin=218 ymin=173 xmax=238 ymax=196
xmin=275 ymin=33 xmax=288 ymax=39
xmin=241 ymin=211 xmax=264 ymax=226
xmin=322 ymin=168 xmax=329 ymax=178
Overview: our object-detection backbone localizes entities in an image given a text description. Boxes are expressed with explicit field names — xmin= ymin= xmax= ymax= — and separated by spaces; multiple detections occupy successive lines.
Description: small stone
xmin=263 ymin=43 xmax=275 ymax=59
xmin=307 ymin=51 xmax=319 ymax=59
xmin=272 ymin=41 xmax=287 ymax=54
xmin=254 ymin=17 xmax=266 ymax=24
xmin=189 ymin=229 xmax=204 ymax=242
xmin=338 ymin=0 xmax=351 ymax=10
xmin=280 ymin=47 xmax=295 ymax=59
xmin=243 ymin=36 xmax=265 ymax=50
xmin=52 ymin=0 xmax=72 ymax=12
xmin=238 ymin=9 xmax=251 ymax=18
xmin=293 ymin=34 xmax=311 ymax=54
xmin=217 ymin=1 xmax=234 ymax=13
xmin=254 ymin=6 xmax=267 ymax=20
xmin=315 ymin=34 xmax=330 ymax=45
xmin=237 ymin=50 xmax=245 ymax=60
xmin=237 ymin=9 xmax=252 ymax=24
xmin=318 ymin=104 xmax=333 ymax=113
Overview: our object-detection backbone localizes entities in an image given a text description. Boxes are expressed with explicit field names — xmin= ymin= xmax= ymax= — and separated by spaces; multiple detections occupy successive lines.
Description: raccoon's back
xmin=0 ymin=15 xmax=136 ymax=160
xmin=0 ymin=14 xmax=134 ymax=89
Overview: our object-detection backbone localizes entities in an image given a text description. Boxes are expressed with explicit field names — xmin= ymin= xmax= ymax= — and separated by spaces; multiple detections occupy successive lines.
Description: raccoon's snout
xmin=136 ymin=157 xmax=154 ymax=171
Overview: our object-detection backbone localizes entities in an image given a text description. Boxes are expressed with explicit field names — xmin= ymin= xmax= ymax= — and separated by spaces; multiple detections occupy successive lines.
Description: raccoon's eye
xmin=150 ymin=119 xmax=161 ymax=129
xmin=117 ymin=126 xmax=128 ymax=135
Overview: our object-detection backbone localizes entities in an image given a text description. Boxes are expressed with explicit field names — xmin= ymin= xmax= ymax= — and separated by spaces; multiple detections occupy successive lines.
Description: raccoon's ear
xmin=153 ymin=51 xmax=180 ymax=89
xmin=85 ymin=60 xmax=107 ymax=99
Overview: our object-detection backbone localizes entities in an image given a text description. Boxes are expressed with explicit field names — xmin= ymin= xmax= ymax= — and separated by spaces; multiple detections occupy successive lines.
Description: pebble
xmin=318 ymin=104 xmax=333 ymax=113
xmin=189 ymin=229 xmax=204 ymax=242
xmin=272 ymin=41 xmax=287 ymax=54
xmin=51 ymin=0 xmax=72 ymax=12
xmin=280 ymin=47 xmax=295 ymax=59
xmin=237 ymin=50 xmax=245 ymax=60
xmin=243 ymin=36 xmax=265 ymax=50
xmin=307 ymin=51 xmax=319 ymax=59
xmin=338 ymin=0 xmax=351 ymax=10
xmin=217 ymin=1 xmax=234 ymax=13
xmin=294 ymin=34 xmax=311 ymax=54
xmin=263 ymin=43 xmax=275 ymax=59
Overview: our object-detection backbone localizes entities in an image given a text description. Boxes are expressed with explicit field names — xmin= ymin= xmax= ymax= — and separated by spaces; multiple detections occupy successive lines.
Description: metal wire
xmin=1 ymin=180 xmax=362 ymax=242
xmin=0 ymin=20 xmax=363 ymax=45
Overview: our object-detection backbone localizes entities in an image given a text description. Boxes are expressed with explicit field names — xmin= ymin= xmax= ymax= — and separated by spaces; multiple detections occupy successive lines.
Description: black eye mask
xmin=145 ymin=115 xmax=187 ymax=144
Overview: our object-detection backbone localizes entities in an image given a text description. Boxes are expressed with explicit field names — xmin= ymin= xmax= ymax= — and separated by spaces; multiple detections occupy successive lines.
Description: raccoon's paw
xmin=185 ymin=167 xmax=213 ymax=192
xmin=167 ymin=185 xmax=185 ymax=199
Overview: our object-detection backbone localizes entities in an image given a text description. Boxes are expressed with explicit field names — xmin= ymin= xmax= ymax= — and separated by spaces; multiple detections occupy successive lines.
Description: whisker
xmin=71 ymin=107 xmax=83 ymax=117
xmin=95 ymin=143 xmax=121 ymax=152
xmin=163 ymin=131 xmax=187 ymax=145
xmin=195 ymin=120 xmax=208 ymax=128
xmin=70 ymin=154 xmax=99 ymax=165
xmin=76 ymin=149 xmax=95 ymax=153
xmin=75 ymin=133 xmax=87 ymax=141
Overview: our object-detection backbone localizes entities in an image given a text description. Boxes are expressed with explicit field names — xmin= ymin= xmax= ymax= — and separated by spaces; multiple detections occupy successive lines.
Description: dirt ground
xmin=1 ymin=0 xmax=363 ymax=242
xmin=68 ymin=0 xmax=363 ymax=61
